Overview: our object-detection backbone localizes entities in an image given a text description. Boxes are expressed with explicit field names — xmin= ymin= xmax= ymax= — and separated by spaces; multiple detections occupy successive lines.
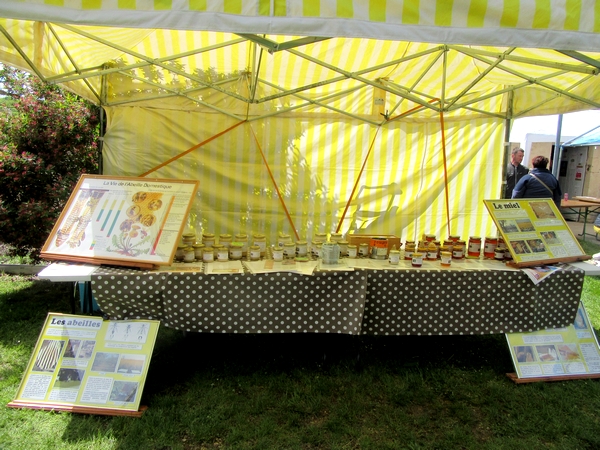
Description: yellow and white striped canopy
xmin=3 ymin=0 xmax=600 ymax=51
xmin=1 ymin=1 xmax=599 ymax=241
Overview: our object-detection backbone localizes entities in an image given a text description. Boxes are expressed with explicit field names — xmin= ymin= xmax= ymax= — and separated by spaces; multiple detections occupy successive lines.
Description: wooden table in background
xmin=560 ymin=199 xmax=600 ymax=240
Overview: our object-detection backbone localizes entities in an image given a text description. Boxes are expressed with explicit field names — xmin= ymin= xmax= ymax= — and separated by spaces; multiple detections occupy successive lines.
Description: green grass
xmin=1 ymin=248 xmax=600 ymax=449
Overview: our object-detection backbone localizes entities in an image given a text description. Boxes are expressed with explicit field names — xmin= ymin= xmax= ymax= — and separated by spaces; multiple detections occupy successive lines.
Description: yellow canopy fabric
xmin=1 ymin=2 xmax=599 ymax=241
xmin=103 ymin=105 xmax=503 ymax=240
xmin=3 ymin=1 xmax=600 ymax=51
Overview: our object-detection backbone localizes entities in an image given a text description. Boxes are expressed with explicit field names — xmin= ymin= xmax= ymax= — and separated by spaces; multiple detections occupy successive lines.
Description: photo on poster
xmin=511 ymin=240 xmax=531 ymax=254
xmin=516 ymin=219 xmax=535 ymax=232
xmin=110 ymin=381 xmax=139 ymax=403
xmin=530 ymin=201 xmax=557 ymax=219
xmin=540 ymin=231 xmax=561 ymax=245
xmin=32 ymin=340 xmax=65 ymax=372
xmin=526 ymin=239 xmax=547 ymax=253
xmin=535 ymin=345 xmax=559 ymax=362
xmin=91 ymin=352 xmax=120 ymax=373
xmin=498 ymin=219 xmax=519 ymax=233
xmin=54 ymin=368 xmax=86 ymax=389
xmin=514 ymin=346 xmax=536 ymax=362
xmin=77 ymin=340 xmax=96 ymax=359
xmin=558 ymin=344 xmax=582 ymax=361
xmin=117 ymin=354 xmax=146 ymax=374
xmin=574 ymin=309 xmax=587 ymax=330
xmin=63 ymin=339 xmax=81 ymax=358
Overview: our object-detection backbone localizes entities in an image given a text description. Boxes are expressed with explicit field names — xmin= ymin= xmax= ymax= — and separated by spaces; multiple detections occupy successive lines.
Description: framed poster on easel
xmin=41 ymin=175 xmax=199 ymax=268
xmin=484 ymin=199 xmax=590 ymax=268
xmin=505 ymin=302 xmax=600 ymax=383
xmin=7 ymin=313 xmax=160 ymax=416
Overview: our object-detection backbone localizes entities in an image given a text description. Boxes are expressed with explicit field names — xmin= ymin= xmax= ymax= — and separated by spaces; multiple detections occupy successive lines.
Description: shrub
xmin=0 ymin=66 xmax=100 ymax=259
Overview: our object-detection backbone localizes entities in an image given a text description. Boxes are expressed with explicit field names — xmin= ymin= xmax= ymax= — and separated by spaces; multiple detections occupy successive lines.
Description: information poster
xmin=484 ymin=199 xmax=587 ymax=267
xmin=506 ymin=303 xmax=600 ymax=379
xmin=41 ymin=175 xmax=199 ymax=266
xmin=8 ymin=314 xmax=160 ymax=415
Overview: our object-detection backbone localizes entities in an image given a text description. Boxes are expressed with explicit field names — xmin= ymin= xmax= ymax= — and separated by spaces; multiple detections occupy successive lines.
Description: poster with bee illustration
xmin=41 ymin=175 xmax=199 ymax=267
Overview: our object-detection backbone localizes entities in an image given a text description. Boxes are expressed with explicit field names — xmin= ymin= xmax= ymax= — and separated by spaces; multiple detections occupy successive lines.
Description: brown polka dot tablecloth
xmin=91 ymin=265 xmax=584 ymax=335
xmin=361 ymin=266 xmax=584 ymax=335
xmin=92 ymin=266 xmax=167 ymax=320
xmin=92 ymin=267 xmax=367 ymax=334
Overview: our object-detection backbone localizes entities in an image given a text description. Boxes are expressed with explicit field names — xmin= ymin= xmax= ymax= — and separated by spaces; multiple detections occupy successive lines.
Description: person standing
xmin=504 ymin=147 xmax=529 ymax=198
xmin=512 ymin=155 xmax=562 ymax=207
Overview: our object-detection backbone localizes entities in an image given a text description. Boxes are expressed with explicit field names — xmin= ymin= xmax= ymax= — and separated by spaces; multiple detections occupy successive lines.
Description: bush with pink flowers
xmin=0 ymin=65 xmax=100 ymax=259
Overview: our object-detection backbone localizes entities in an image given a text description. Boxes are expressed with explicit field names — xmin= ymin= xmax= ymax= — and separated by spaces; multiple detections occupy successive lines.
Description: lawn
xmin=1 ymin=241 xmax=600 ymax=449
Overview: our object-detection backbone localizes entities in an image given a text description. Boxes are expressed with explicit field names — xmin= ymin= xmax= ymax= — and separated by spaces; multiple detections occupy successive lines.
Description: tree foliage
xmin=0 ymin=65 xmax=100 ymax=259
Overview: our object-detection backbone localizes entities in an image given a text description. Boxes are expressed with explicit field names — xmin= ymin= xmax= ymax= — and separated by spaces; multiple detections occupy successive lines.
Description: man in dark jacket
xmin=504 ymin=147 xmax=529 ymax=198
xmin=512 ymin=155 xmax=562 ymax=207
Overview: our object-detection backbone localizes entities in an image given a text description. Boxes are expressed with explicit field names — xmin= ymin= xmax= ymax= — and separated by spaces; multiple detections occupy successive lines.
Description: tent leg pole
xmin=501 ymin=92 xmax=514 ymax=198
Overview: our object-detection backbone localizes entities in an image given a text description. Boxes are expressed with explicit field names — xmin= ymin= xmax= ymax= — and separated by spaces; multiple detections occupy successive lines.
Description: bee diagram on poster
xmin=41 ymin=175 xmax=199 ymax=267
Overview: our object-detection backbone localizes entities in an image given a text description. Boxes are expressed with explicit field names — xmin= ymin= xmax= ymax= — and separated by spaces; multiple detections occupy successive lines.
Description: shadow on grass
xmin=55 ymin=330 xmax=517 ymax=449
xmin=3 ymin=274 xmax=598 ymax=449
xmin=0 ymin=275 xmax=73 ymax=343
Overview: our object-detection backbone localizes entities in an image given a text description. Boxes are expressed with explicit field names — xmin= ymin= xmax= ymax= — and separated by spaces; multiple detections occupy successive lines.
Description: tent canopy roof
xmin=563 ymin=125 xmax=600 ymax=147
xmin=1 ymin=1 xmax=600 ymax=123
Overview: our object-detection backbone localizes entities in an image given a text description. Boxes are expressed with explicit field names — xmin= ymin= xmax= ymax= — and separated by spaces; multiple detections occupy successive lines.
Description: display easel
xmin=41 ymin=175 xmax=199 ymax=269
xmin=505 ymin=303 xmax=600 ymax=383
xmin=484 ymin=199 xmax=590 ymax=268
xmin=8 ymin=314 xmax=160 ymax=416
xmin=7 ymin=401 xmax=148 ymax=417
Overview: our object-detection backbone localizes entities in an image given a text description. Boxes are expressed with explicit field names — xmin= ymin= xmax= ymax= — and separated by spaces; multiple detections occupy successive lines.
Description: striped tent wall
xmin=103 ymin=106 xmax=503 ymax=243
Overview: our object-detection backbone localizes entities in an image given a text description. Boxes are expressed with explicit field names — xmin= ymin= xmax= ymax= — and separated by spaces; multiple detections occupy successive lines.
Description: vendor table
xmin=560 ymin=199 xmax=600 ymax=240
xmin=90 ymin=264 xmax=584 ymax=336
